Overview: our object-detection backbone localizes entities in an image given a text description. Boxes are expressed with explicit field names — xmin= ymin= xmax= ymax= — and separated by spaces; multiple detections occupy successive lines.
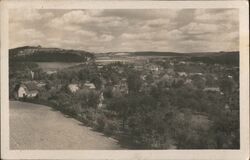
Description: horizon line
xmin=9 ymin=45 xmax=240 ymax=54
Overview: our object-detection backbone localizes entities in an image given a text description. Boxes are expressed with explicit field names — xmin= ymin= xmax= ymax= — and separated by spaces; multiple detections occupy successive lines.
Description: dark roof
xmin=23 ymin=81 xmax=38 ymax=91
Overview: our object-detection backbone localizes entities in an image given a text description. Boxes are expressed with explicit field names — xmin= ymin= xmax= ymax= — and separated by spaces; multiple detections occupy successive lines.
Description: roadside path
xmin=10 ymin=101 xmax=122 ymax=150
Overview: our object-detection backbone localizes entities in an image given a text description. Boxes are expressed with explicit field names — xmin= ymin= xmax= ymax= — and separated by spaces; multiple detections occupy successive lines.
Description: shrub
xmin=79 ymin=108 xmax=96 ymax=126
xmin=103 ymin=120 xmax=118 ymax=136
xmin=94 ymin=114 xmax=106 ymax=131
xmin=72 ymin=103 xmax=82 ymax=114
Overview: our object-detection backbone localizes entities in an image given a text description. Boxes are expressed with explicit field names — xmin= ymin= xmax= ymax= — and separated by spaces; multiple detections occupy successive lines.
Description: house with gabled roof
xmin=15 ymin=81 xmax=39 ymax=99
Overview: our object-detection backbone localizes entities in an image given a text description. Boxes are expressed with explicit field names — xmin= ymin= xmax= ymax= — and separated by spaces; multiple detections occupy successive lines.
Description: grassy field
xmin=36 ymin=62 xmax=81 ymax=71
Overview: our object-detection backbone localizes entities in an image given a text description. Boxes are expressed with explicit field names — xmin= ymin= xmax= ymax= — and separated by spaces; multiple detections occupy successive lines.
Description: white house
xmin=177 ymin=72 xmax=188 ymax=77
xmin=228 ymin=75 xmax=233 ymax=79
xmin=149 ymin=65 xmax=159 ymax=72
xmin=68 ymin=84 xmax=79 ymax=93
xmin=190 ymin=73 xmax=203 ymax=76
xmin=16 ymin=82 xmax=39 ymax=99
xmin=46 ymin=70 xmax=57 ymax=75
xmin=184 ymin=79 xmax=193 ymax=85
xmin=84 ymin=81 xmax=96 ymax=89
xmin=179 ymin=61 xmax=186 ymax=65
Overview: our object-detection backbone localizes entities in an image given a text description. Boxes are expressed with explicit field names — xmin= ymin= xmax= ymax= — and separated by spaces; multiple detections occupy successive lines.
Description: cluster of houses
xmin=15 ymin=58 xmax=238 ymax=111
xmin=67 ymin=81 xmax=96 ymax=93
xmin=112 ymin=78 xmax=128 ymax=95
xmin=15 ymin=68 xmax=120 ymax=109
xmin=132 ymin=60 xmax=232 ymax=96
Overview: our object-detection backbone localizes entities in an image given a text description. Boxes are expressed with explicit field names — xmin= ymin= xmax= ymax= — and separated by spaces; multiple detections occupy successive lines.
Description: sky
xmin=9 ymin=9 xmax=239 ymax=53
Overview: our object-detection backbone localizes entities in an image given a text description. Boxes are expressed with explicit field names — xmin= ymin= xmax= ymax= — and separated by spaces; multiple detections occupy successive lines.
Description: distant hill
xmin=97 ymin=51 xmax=239 ymax=57
xmin=99 ymin=51 xmax=239 ymax=65
xmin=189 ymin=51 xmax=239 ymax=65
xmin=96 ymin=51 xmax=185 ymax=57
xmin=130 ymin=51 xmax=186 ymax=57
xmin=9 ymin=46 xmax=95 ymax=62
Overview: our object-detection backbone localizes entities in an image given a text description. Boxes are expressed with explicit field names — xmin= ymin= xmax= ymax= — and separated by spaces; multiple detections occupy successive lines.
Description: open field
xmin=36 ymin=62 xmax=81 ymax=71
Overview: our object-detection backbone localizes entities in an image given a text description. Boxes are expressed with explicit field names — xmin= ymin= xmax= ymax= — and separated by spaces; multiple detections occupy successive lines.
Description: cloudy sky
xmin=9 ymin=9 xmax=239 ymax=53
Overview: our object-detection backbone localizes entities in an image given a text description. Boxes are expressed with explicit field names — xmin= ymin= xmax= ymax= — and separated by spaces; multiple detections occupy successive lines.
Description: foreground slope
xmin=10 ymin=101 xmax=122 ymax=150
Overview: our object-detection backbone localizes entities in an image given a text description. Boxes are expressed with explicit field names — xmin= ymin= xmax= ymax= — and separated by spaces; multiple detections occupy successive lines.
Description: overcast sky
xmin=9 ymin=9 xmax=239 ymax=53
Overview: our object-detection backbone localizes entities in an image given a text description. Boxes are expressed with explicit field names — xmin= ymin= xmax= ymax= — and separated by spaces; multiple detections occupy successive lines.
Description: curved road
xmin=10 ymin=101 xmax=122 ymax=150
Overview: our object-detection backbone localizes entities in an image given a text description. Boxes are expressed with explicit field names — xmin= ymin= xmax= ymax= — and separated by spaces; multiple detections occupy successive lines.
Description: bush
xmin=72 ymin=103 xmax=82 ymax=114
xmin=94 ymin=114 xmax=106 ymax=131
xmin=78 ymin=108 xmax=96 ymax=126
xmin=103 ymin=120 xmax=118 ymax=136
xmin=78 ymin=112 xmax=89 ymax=125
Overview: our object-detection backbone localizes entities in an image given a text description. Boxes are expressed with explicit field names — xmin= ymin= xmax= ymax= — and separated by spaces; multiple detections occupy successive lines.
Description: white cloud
xmin=47 ymin=10 xmax=89 ymax=28
xmin=180 ymin=22 xmax=219 ymax=34
xmin=10 ymin=28 xmax=45 ymax=48
xmin=120 ymin=32 xmax=151 ymax=40
xmin=99 ymin=34 xmax=114 ymax=42
xmin=63 ymin=25 xmax=81 ymax=31
xmin=58 ymin=10 xmax=90 ymax=24
xmin=195 ymin=9 xmax=238 ymax=23
xmin=225 ymin=31 xmax=239 ymax=41
xmin=47 ymin=10 xmax=124 ymax=29
xmin=120 ymin=28 xmax=184 ymax=42
xmin=9 ymin=9 xmax=239 ymax=52
xmin=167 ymin=29 xmax=183 ymax=39
xmin=145 ymin=18 xmax=171 ymax=27
xmin=10 ymin=9 xmax=54 ymax=22
xmin=75 ymin=30 xmax=97 ymax=37
xmin=19 ymin=28 xmax=45 ymax=39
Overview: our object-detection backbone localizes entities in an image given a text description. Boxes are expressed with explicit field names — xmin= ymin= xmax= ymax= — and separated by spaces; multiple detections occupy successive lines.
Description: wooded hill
xmin=189 ymin=51 xmax=239 ymax=66
xmin=9 ymin=46 xmax=94 ymax=62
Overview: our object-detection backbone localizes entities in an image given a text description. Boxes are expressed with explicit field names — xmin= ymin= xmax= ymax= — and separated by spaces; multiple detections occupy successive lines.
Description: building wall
xmin=18 ymin=87 xmax=27 ymax=98
xmin=68 ymin=84 xmax=79 ymax=93
xmin=27 ymin=92 xmax=38 ymax=98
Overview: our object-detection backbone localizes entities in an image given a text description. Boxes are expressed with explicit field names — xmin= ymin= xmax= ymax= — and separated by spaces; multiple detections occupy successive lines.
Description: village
xmin=14 ymin=56 xmax=238 ymax=112
xmin=9 ymin=53 xmax=239 ymax=149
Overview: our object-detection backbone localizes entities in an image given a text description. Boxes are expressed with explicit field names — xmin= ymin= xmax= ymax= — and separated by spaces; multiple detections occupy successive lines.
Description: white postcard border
xmin=1 ymin=1 xmax=249 ymax=160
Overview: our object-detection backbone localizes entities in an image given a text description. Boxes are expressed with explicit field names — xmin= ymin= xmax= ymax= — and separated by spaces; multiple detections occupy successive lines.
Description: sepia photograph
xmin=1 ymin=1 xmax=249 ymax=160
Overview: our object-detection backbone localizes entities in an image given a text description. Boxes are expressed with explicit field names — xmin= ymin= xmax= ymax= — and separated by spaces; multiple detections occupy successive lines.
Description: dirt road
xmin=10 ymin=101 xmax=122 ymax=150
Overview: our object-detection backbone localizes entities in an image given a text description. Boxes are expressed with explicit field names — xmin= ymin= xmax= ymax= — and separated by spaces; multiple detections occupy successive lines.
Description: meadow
xmin=36 ymin=62 xmax=81 ymax=71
